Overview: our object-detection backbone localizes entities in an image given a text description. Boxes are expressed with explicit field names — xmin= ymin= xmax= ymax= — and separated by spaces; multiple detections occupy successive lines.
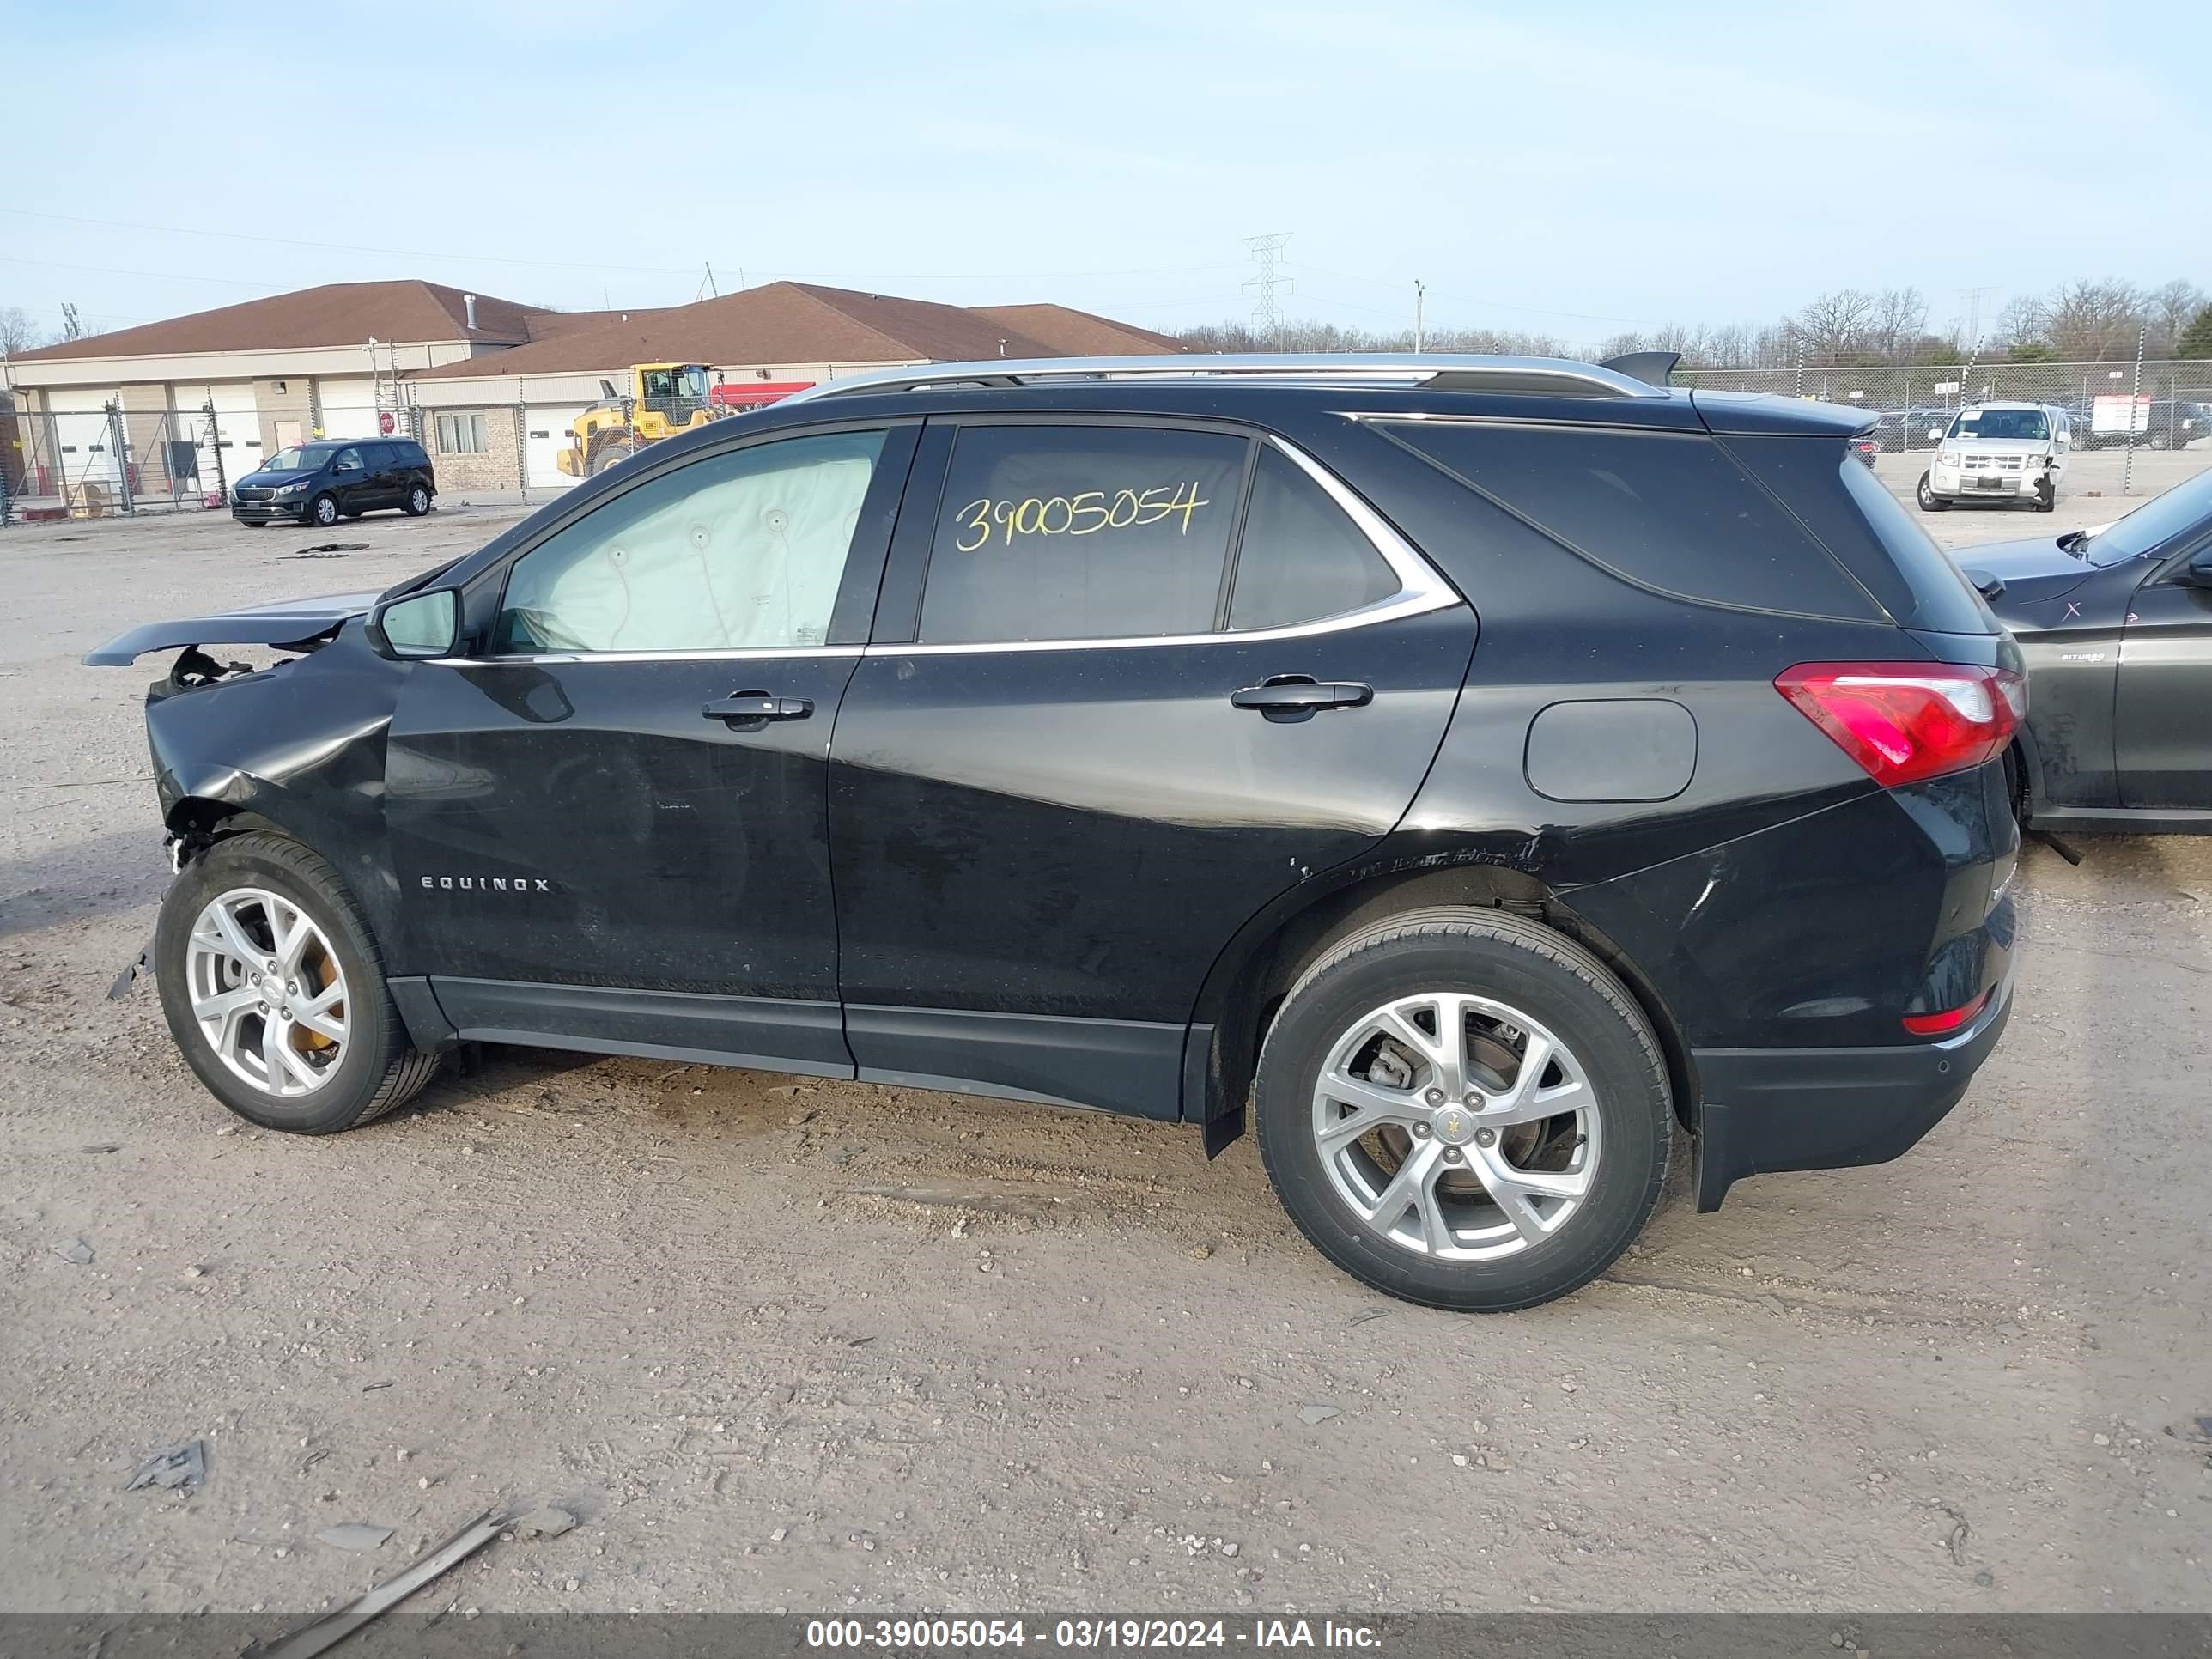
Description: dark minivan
xmin=93 ymin=354 xmax=2020 ymax=1312
xmin=232 ymin=439 xmax=436 ymax=528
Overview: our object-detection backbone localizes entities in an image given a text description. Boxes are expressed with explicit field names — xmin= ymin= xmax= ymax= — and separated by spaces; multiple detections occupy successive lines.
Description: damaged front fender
xmin=143 ymin=625 xmax=413 ymax=959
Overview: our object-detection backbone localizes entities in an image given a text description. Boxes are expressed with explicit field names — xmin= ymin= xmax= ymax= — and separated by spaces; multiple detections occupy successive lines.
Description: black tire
xmin=2148 ymin=430 xmax=2171 ymax=451
xmin=1917 ymin=471 xmax=1948 ymax=512
xmin=1254 ymin=907 xmax=1672 ymax=1313
xmin=404 ymin=483 xmax=432 ymax=516
xmin=2034 ymin=478 xmax=2057 ymax=512
xmin=154 ymin=830 xmax=439 ymax=1133
xmin=310 ymin=492 xmax=339 ymax=528
xmin=243 ymin=520 xmax=268 ymax=529
xmin=587 ymin=439 xmax=634 ymax=477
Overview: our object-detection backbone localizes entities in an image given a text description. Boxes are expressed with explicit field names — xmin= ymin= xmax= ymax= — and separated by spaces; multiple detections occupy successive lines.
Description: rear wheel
xmin=1917 ymin=471 xmax=1949 ymax=512
xmin=404 ymin=483 xmax=432 ymax=516
xmin=155 ymin=832 xmax=439 ymax=1133
xmin=1254 ymin=908 xmax=1671 ymax=1312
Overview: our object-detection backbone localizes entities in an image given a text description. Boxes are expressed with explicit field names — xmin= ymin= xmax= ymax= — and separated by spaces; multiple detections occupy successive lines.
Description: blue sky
xmin=5 ymin=0 xmax=2205 ymax=345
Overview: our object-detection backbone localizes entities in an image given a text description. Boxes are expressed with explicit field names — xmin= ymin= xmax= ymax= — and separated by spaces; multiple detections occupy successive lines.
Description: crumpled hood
xmin=82 ymin=590 xmax=382 ymax=666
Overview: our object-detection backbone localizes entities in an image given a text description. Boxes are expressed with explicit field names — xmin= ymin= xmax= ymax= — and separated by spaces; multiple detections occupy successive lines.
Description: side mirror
xmin=1963 ymin=568 xmax=2005 ymax=601
xmin=367 ymin=587 xmax=461 ymax=660
xmin=2179 ymin=551 xmax=2212 ymax=591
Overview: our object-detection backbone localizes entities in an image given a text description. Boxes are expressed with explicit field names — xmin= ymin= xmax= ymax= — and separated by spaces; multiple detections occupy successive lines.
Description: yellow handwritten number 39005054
xmin=952 ymin=481 xmax=1211 ymax=551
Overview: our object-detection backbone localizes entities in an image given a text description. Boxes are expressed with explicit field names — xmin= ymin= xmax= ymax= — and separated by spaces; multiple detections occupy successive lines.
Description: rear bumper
xmin=1691 ymin=971 xmax=2014 ymax=1210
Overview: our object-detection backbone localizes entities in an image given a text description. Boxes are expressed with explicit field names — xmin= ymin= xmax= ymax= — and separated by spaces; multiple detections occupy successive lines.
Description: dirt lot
xmin=1 ymin=468 xmax=2208 ymax=1623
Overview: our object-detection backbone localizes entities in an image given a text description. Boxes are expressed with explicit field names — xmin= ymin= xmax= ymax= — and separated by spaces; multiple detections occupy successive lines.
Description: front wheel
xmin=404 ymin=483 xmax=432 ymax=516
xmin=310 ymin=492 xmax=339 ymax=528
xmin=155 ymin=831 xmax=439 ymax=1133
xmin=2035 ymin=478 xmax=2057 ymax=512
xmin=587 ymin=439 xmax=634 ymax=477
xmin=1254 ymin=908 xmax=1671 ymax=1312
xmin=1917 ymin=471 xmax=1949 ymax=512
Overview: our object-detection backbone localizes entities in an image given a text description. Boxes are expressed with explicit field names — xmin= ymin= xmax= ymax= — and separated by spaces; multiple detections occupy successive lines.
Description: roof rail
xmin=775 ymin=353 xmax=1668 ymax=407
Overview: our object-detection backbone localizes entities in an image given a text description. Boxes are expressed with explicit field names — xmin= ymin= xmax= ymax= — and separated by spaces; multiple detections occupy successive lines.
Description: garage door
xmin=43 ymin=387 xmax=122 ymax=495
xmin=317 ymin=376 xmax=384 ymax=441
xmin=525 ymin=407 xmax=586 ymax=489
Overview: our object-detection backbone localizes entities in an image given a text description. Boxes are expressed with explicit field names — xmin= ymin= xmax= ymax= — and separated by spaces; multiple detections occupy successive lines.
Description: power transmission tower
xmin=1243 ymin=234 xmax=1292 ymax=346
xmin=1958 ymin=286 xmax=1995 ymax=349
xmin=59 ymin=301 xmax=82 ymax=342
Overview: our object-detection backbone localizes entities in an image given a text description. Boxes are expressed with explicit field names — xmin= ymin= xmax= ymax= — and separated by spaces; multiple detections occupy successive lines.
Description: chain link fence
xmin=1 ymin=395 xmax=246 ymax=525
xmin=1675 ymin=358 xmax=2212 ymax=455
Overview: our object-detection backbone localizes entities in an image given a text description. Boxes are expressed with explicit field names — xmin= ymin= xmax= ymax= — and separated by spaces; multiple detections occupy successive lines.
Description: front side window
xmin=495 ymin=429 xmax=886 ymax=654
xmin=1228 ymin=446 xmax=1400 ymax=630
xmin=919 ymin=425 xmax=1249 ymax=644
xmin=334 ymin=447 xmax=364 ymax=471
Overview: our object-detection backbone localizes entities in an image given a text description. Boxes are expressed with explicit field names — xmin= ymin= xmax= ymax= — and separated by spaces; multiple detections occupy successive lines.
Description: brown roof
xmin=969 ymin=304 xmax=1184 ymax=356
xmin=13 ymin=280 xmax=552 ymax=361
xmin=410 ymin=282 xmax=1069 ymax=381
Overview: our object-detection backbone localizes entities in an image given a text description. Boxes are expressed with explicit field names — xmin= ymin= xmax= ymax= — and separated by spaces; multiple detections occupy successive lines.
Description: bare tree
xmin=1989 ymin=295 xmax=2046 ymax=356
xmin=2146 ymin=279 xmax=2206 ymax=356
xmin=1786 ymin=289 xmax=1879 ymax=364
xmin=2039 ymin=279 xmax=2146 ymax=360
xmin=0 ymin=306 xmax=46 ymax=357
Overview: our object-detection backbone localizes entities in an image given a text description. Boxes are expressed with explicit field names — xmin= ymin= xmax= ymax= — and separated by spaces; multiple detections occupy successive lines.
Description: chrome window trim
xmin=885 ymin=434 xmax=1461 ymax=657
xmin=427 ymin=437 xmax=1461 ymax=666
xmin=869 ymin=586 xmax=1457 ymax=658
xmin=432 ymin=645 xmax=866 ymax=668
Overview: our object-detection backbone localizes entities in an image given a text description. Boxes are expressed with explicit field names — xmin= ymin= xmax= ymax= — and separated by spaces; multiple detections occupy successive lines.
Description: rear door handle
xmin=1230 ymin=676 xmax=1374 ymax=718
xmin=702 ymin=690 xmax=813 ymax=724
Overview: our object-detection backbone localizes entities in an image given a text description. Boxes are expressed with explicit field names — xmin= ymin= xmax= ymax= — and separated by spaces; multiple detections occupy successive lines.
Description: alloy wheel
xmin=184 ymin=887 xmax=349 ymax=1097
xmin=1310 ymin=991 xmax=1599 ymax=1261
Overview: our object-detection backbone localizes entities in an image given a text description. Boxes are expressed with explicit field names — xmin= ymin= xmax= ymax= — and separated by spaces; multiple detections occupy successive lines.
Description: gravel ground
xmin=1 ymin=472 xmax=2208 ymax=1623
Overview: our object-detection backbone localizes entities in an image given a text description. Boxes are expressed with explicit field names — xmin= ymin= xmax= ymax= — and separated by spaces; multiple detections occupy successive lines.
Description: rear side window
xmin=1378 ymin=422 xmax=1883 ymax=623
xmin=920 ymin=426 xmax=1249 ymax=644
xmin=1228 ymin=447 xmax=1399 ymax=629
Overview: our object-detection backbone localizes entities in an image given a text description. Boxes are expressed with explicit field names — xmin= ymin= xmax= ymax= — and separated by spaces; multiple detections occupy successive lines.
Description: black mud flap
xmin=1202 ymin=1103 xmax=1246 ymax=1159
xmin=107 ymin=932 xmax=155 ymax=1000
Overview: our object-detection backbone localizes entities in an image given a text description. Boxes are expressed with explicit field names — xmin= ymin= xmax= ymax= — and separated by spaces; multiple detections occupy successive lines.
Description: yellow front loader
xmin=556 ymin=363 xmax=720 ymax=477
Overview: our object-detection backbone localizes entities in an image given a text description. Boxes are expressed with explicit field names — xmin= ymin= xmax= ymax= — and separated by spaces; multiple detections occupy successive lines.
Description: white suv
xmin=1917 ymin=402 xmax=2064 ymax=513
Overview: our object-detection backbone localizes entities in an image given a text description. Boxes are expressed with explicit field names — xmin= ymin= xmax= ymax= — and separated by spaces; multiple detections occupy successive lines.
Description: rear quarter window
xmin=1376 ymin=422 xmax=1884 ymax=623
xmin=1719 ymin=435 xmax=1993 ymax=635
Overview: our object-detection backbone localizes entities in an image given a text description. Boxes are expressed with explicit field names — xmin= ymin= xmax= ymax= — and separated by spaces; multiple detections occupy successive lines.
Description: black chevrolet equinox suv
xmin=89 ymin=354 xmax=2021 ymax=1311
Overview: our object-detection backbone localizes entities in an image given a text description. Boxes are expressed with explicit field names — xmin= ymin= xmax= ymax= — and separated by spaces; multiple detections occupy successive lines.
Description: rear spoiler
xmin=1599 ymin=350 xmax=1680 ymax=388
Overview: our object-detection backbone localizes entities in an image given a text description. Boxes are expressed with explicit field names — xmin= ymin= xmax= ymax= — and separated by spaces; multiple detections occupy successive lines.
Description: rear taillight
xmin=1902 ymin=988 xmax=1990 ymax=1036
xmin=1775 ymin=661 xmax=2026 ymax=788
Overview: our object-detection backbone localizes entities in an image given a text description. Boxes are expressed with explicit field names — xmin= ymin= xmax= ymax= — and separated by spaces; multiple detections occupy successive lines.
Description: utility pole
xmin=1243 ymin=233 xmax=1291 ymax=347
xmin=1413 ymin=281 xmax=1425 ymax=353
xmin=702 ymin=262 xmax=720 ymax=300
